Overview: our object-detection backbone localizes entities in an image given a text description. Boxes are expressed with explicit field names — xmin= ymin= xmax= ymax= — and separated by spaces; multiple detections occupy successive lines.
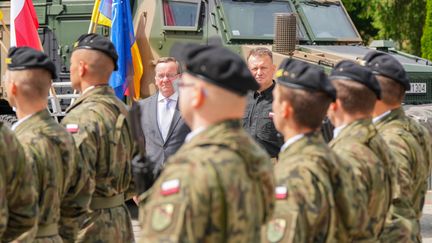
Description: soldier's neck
xmin=373 ymin=101 xmax=400 ymax=118
xmin=16 ymin=101 xmax=47 ymax=120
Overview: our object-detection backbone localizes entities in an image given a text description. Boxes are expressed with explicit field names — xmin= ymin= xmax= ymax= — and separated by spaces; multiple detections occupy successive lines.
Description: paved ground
xmin=130 ymin=191 xmax=432 ymax=242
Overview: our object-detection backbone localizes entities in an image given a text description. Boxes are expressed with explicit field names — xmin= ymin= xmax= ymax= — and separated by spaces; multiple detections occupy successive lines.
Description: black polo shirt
xmin=242 ymin=82 xmax=284 ymax=157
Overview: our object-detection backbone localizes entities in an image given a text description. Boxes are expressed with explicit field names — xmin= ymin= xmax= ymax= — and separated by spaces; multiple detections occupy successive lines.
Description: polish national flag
xmin=10 ymin=0 xmax=41 ymax=50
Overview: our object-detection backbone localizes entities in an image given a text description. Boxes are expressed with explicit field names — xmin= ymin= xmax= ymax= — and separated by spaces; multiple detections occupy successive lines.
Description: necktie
xmin=160 ymin=98 xmax=172 ymax=141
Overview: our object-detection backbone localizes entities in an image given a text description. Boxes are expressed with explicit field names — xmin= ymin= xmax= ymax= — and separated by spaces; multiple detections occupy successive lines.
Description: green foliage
xmin=341 ymin=0 xmax=378 ymax=43
xmin=342 ymin=0 xmax=426 ymax=56
xmin=421 ymin=0 xmax=432 ymax=59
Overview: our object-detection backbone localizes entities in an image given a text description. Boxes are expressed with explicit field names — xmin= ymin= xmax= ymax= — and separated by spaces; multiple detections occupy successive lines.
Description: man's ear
xmin=10 ymin=81 xmax=18 ymax=96
xmin=329 ymin=100 xmax=338 ymax=111
xmin=192 ymin=86 xmax=206 ymax=108
xmin=281 ymin=100 xmax=293 ymax=119
xmin=78 ymin=61 xmax=86 ymax=77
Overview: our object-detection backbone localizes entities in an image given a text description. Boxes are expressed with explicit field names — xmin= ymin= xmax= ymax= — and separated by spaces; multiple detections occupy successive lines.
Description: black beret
xmin=363 ymin=51 xmax=410 ymax=91
xmin=7 ymin=47 xmax=57 ymax=79
xmin=170 ymin=43 xmax=259 ymax=96
xmin=275 ymin=58 xmax=336 ymax=101
xmin=73 ymin=33 xmax=118 ymax=71
xmin=330 ymin=60 xmax=381 ymax=99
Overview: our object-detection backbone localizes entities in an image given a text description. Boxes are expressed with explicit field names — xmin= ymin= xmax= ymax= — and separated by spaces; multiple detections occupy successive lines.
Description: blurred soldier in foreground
xmin=365 ymin=51 xmax=432 ymax=242
xmin=138 ymin=43 xmax=275 ymax=242
xmin=0 ymin=121 xmax=37 ymax=241
xmin=328 ymin=60 xmax=392 ymax=241
xmin=244 ymin=47 xmax=284 ymax=159
xmin=262 ymin=59 xmax=338 ymax=242
xmin=5 ymin=47 xmax=90 ymax=242
xmin=61 ymin=33 xmax=135 ymax=242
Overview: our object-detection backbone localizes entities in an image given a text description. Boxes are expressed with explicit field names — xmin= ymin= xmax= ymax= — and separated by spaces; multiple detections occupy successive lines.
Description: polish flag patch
xmin=269 ymin=112 xmax=274 ymax=119
xmin=275 ymin=186 xmax=288 ymax=200
xmin=161 ymin=179 xmax=180 ymax=196
xmin=66 ymin=124 xmax=79 ymax=133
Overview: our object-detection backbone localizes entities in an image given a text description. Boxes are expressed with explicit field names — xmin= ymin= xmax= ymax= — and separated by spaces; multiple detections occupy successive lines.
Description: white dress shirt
xmin=157 ymin=92 xmax=178 ymax=141
xmin=280 ymin=133 xmax=305 ymax=152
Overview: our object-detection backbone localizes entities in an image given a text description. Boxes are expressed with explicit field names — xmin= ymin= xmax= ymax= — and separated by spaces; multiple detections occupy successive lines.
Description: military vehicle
xmin=0 ymin=0 xmax=432 ymax=129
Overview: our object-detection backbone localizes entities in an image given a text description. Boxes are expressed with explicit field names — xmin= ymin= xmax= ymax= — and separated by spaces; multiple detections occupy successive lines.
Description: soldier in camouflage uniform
xmin=138 ymin=43 xmax=275 ymax=242
xmin=0 ymin=121 xmax=37 ymax=242
xmin=61 ymin=34 xmax=135 ymax=242
xmin=364 ymin=51 xmax=432 ymax=242
xmin=327 ymin=60 xmax=392 ymax=241
xmin=4 ymin=47 xmax=91 ymax=242
xmin=261 ymin=58 xmax=338 ymax=242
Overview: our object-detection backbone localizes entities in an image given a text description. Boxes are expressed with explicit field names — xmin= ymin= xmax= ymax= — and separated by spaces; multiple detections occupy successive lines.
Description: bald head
xmin=7 ymin=69 xmax=52 ymax=101
xmin=70 ymin=49 xmax=115 ymax=85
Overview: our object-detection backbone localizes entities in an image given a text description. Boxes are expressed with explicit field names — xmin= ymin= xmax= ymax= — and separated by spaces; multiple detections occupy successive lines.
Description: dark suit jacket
xmin=138 ymin=92 xmax=190 ymax=178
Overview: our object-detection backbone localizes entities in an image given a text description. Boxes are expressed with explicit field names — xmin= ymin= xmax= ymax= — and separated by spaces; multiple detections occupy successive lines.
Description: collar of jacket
xmin=66 ymin=85 xmax=114 ymax=112
xmin=329 ymin=118 xmax=376 ymax=147
xmin=14 ymin=109 xmax=52 ymax=134
xmin=374 ymin=107 xmax=405 ymax=129
xmin=278 ymin=131 xmax=325 ymax=161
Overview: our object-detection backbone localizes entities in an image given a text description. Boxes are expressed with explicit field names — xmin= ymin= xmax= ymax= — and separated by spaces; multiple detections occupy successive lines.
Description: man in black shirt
xmin=243 ymin=47 xmax=284 ymax=158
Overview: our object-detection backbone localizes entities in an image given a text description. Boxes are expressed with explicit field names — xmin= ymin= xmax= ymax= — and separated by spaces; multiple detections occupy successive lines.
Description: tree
xmin=342 ymin=0 xmax=378 ymax=44
xmin=343 ymin=0 xmax=426 ymax=56
xmin=422 ymin=0 xmax=432 ymax=59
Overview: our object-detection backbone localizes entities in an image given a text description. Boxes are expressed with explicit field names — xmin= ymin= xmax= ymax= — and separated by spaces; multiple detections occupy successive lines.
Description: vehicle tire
xmin=0 ymin=114 xmax=17 ymax=128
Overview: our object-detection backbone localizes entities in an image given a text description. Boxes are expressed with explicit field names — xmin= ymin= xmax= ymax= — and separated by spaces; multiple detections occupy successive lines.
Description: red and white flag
xmin=10 ymin=0 xmax=41 ymax=50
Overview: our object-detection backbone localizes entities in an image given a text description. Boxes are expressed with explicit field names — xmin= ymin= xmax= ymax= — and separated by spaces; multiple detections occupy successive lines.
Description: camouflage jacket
xmin=262 ymin=132 xmax=337 ymax=243
xmin=375 ymin=107 xmax=432 ymax=241
xmin=61 ymin=85 xmax=134 ymax=200
xmin=14 ymin=109 xmax=91 ymax=242
xmin=139 ymin=120 xmax=275 ymax=243
xmin=329 ymin=119 xmax=392 ymax=241
xmin=0 ymin=122 xmax=37 ymax=242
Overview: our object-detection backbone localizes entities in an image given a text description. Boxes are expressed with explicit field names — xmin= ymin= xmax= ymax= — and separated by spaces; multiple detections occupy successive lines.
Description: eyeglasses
xmin=156 ymin=73 xmax=178 ymax=80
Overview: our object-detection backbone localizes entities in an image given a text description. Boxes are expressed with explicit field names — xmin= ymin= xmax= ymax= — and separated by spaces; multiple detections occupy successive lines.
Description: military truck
xmin=133 ymin=0 xmax=432 ymax=101
xmin=0 ymin=0 xmax=432 ymax=127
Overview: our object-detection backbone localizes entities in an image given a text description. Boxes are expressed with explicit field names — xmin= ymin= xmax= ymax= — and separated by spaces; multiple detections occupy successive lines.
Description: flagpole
xmin=0 ymin=39 xmax=7 ymax=53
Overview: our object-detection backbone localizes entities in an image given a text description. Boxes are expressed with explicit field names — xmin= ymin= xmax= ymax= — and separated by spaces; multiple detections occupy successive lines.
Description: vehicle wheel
xmin=0 ymin=114 xmax=17 ymax=128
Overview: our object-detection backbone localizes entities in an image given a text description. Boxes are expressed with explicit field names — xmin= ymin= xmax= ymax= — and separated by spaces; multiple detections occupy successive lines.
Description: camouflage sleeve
xmin=263 ymin=163 xmax=334 ymax=243
xmin=1 ymin=128 xmax=38 ymax=242
xmin=139 ymin=154 xmax=215 ymax=242
xmin=59 ymin=148 xmax=93 ymax=243
xmin=328 ymin=153 xmax=369 ymax=240
xmin=335 ymin=148 xmax=377 ymax=238
xmin=371 ymin=131 xmax=420 ymax=242
xmin=61 ymin=109 xmax=99 ymax=190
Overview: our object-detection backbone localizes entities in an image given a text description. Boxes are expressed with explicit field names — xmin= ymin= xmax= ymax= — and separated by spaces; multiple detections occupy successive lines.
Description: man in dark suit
xmin=138 ymin=57 xmax=190 ymax=181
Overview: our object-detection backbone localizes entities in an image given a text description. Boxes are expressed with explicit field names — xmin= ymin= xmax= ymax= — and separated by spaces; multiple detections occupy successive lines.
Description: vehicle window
xmin=162 ymin=0 xmax=200 ymax=30
xmin=220 ymin=0 xmax=306 ymax=39
xmin=300 ymin=2 xmax=359 ymax=39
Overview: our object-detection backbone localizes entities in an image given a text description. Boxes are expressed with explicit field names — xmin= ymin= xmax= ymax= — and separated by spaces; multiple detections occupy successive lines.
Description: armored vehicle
xmin=0 ymin=0 xmax=432 ymax=128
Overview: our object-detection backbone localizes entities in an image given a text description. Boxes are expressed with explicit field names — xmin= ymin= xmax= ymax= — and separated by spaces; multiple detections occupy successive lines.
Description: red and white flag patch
xmin=161 ymin=179 xmax=180 ymax=196
xmin=275 ymin=186 xmax=288 ymax=200
xmin=66 ymin=124 xmax=79 ymax=133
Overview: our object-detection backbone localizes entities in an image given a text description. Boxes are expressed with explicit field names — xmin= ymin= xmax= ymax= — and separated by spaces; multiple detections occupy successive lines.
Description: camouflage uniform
xmin=262 ymin=132 xmax=337 ymax=243
xmin=376 ymin=108 xmax=432 ymax=242
xmin=14 ymin=109 xmax=91 ymax=243
xmin=329 ymin=119 xmax=393 ymax=241
xmin=139 ymin=120 xmax=275 ymax=242
xmin=0 ymin=121 xmax=38 ymax=242
xmin=61 ymin=85 xmax=135 ymax=242
xmin=322 ymin=135 xmax=369 ymax=242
